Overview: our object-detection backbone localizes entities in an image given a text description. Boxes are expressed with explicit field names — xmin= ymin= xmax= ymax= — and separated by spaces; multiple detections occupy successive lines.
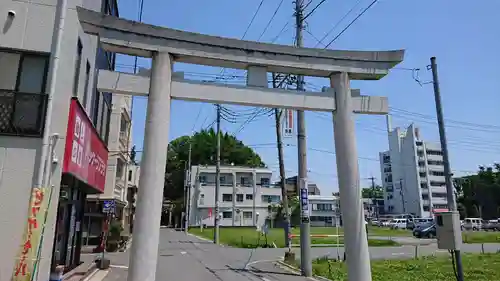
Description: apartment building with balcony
xmin=84 ymin=93 xmax=132 ymax=242
xmin=188 ymin=165 xmax=282 ymax=227
xmin=380 ymin=122 xmax=449 ymax=218
xmin=0 ymin=0 xmax=118 ymax=279
xmin=308 ymin=195 xmax=341 ymax=227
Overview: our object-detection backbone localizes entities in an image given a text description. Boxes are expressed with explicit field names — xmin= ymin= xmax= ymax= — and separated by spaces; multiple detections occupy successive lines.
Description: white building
xmin=0 ymin=0 xmax=118 ymax=279
xmin=308 ymin=195 xmax=341 ymax=227
xmin=84 ymin=94 xmax=133 ymax=243
xmin=380 ymin=122 xmax=448 ymax=218
xmin=188 ymin=165 xmax=282 ymax=227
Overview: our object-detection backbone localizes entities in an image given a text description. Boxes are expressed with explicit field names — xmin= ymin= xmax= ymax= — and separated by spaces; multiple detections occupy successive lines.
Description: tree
xmin=361 ymin=186 xmax=383 ymax=199
xmin=453 ymin=164 xmax=500 ymax=219
xmin=163 ymin=128 xmax=266 ymax=201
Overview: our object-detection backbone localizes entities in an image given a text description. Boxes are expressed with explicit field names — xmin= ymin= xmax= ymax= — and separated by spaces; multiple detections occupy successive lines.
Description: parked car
xmin=462 ymin=218 xmax=482 ymax=231
xmin=389 ymin=218 xmax=407 ymax=229
xmin=413 ymin=223 xmax=436 ymax=238
xmin=482 ymin=220 xmax=499 ymax=231
xmin=407 ymin=218 xmax=434 ymax=230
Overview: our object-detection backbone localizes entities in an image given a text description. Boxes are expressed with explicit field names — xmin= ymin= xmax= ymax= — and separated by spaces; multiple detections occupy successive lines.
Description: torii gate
xmin=77 ymin=7 xmax=404 ymax=281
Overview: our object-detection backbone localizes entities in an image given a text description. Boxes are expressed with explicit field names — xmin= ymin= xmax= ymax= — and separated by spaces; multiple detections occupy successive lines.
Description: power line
xmin=324 ymin=0 xmax=379 ymax=48
xmin=313 ymin=0 xmax=364 ymax=47
xmin=242 ymin=0 xmax=266 ymax=39
xmin=303 ymin=0 xmax=328 ymax=20
xmin=257 ymin=0 xmax=285 ymax=41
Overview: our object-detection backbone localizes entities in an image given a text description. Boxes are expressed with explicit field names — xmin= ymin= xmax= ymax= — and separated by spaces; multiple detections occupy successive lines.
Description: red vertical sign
xmin=283 ymin=109 xmax=294 ymax=137
xmin=62 ymin=98 xmax=108 ymax=193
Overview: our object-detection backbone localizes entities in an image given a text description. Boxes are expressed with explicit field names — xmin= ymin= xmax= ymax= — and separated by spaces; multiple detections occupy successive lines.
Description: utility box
xmin=435 ymin=211 xmax=462 ymax=250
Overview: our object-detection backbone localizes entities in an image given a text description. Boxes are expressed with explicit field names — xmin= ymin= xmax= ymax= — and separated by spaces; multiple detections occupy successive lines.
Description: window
xmin=383 ymin=155 xmax=390 ymax=164
xmin=428 ymin=160 xmax=444 ymax=166
xmin=426 ymin=150 xmax=443 ymax=156
xmin=422 ymin=194 xmax=429 ymax=200
xmin=236 ymin=194 xmax=243 ymax=202
xmin=73 ymin=39 xmax=82 ymax=97
xmin=260 ymin=178 xmax=270 ymax=187
xmin=419 ymin=172 xmax=426 ymax=178
xmin=240 ymin=177 xmax=251 ymax=186
xmin=243 ymin=212 xmax=252 ymax=219
xmin=432 ymin=193 xmax=447 ymax=198
xmin=199 ymin=194 xmax=204 ymax=205
xmin=387 ymin=195 xmax=393 ymax=200
xmin=91 ymin=90 xmax=100 ymax=126
xmin=116 ymin=159 xmax=124 ymax=178
xmin=220 ymin=176 xmax=226 ymax=184
xmin=245 ymin=194 xmax=253 ymax=200
xmin=420 ymin=183 xmax=428 ymax=189
xmin=261 ymin=195 xmax=280 ymax=203
xmin=82 ymin=61 xmax=91 ymax=108
xmin=430 ymin=171 xmax=445 ymax=177
xmin=199 ymin=175 xmax=207 ymax=183
xmin=222 ymin=212 xmax=232 ymax=219
xmin=128 ymin=170 xmax=133 ymax=181
xmin=313 ymin=204 xmax=333 ymax=211
xmin=0 ymin=51 xmax=49 ymax=136
xmin=416 ymin=141 xmax=423 ymax=146
xmin=430 ymin=181 xmax=445 ymax=187
xmin=222 ymin=194 xmax=232 ymax=202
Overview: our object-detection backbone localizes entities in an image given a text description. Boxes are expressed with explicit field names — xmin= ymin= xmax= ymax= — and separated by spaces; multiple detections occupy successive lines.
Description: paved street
xmin=86 ymin=229 xmax=500 ymax=281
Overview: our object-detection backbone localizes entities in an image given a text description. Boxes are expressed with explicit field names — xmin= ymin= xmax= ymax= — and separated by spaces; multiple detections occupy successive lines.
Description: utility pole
xmin=184 ymin=141 xmax=192 ymax=233
xmin=295 ymin=0 xmax=312 ymax=276
xmin=272 ymin=74 xmax=291 ymax=249
xmin=214 ymin=104 xmax=221 ymax=244
xmin=369 ymin=176 xmax=378 ymax=219
xmin=430 ymin=56 xmax=464 ymax=281
xmin=399 ymin=178 xmax=406 ymax=214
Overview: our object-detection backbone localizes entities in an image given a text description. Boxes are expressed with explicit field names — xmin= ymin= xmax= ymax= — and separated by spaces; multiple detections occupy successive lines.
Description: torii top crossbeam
xmin=76 ymin=7 xmax=404 ymax=80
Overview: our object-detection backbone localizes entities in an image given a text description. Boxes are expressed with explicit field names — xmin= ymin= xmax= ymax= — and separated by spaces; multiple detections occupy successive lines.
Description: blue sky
xmin=114 ymin=0 xmax=500 ymax=195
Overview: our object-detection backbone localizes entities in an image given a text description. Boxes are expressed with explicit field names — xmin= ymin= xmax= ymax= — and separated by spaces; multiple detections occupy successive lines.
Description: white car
xmin=389 ymin=219 xmax=407 ymax=229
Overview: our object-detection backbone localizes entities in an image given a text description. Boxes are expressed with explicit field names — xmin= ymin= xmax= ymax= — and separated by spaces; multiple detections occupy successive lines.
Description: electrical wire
xmin=324 ymin=0 xmax=379 ymax=48
xmin=241 ymin=0 xmax=266 ymax=40
xmin=257 ymin=0 xmax=285 ymax=41
xmin=303 ymin=0 xmax=328 ymax=21
xmin=313 ymin=0 xmax=364 ymax=47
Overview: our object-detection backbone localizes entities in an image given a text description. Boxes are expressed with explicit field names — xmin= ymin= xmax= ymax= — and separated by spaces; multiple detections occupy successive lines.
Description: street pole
xmin=214 ymin=104 xmax=221 ymax=244
xmin=295 ymin=0 xmax=312 ymax=276
xmin=272 ymin=74 xmax=291 ymax=249
xmin=370 ymin=176 xmax=377 ymax=219
xmin=430 ymin=56 xmax=464 ymax=281
xmin=184 ymin=142 xmax=192 ymax=233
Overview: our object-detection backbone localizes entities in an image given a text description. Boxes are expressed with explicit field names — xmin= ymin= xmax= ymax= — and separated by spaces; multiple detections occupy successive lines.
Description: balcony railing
xmin=0 ymin=90 xmax=47 ymax=137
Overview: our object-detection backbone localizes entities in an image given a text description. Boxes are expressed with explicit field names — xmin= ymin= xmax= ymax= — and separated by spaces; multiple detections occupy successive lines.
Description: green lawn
xmin=309 ymin=253 xmax=500 ymax=281
xmin=188 ymin=227 xmax=401 ymax=248
xmin=463 ymin=231 xmax=500 ymax=243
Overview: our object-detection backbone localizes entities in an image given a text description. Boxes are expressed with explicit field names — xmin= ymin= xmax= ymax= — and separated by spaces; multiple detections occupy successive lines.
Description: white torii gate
xmin=77 ymin=7 xmax=404 ymax=281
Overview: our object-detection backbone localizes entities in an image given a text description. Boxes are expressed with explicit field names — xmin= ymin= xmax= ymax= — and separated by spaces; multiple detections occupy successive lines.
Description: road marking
xmin=391 ymin=252 xmax=406 ymax=256
xmin=261 ymin=277 xmax=272 ymax=281
xmin=245 ymin=259 xmax=278 ymax=270
xmin=110 ymin=264 xmax=129 ymax=269
xmin=181 ymin=251 xmax=187 ymax=255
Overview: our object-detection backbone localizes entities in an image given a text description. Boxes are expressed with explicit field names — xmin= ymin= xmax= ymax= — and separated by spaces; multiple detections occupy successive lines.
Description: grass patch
xmin=463 ymin=231 xmax=500 ymax=243
xmin=311 ymin=253 xmax=500 ymax=281
xmin=189 ymin=227 xmax=401 ymax=248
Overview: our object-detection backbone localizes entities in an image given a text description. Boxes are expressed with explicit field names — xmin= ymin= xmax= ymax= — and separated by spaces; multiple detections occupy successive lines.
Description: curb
xmin=186 ymin=232 xmax=227 ymax=247
xmin=63 ymin=261 xmax=97 ymax=281
xmin=275 ymin=261 xmax=331 ymax=281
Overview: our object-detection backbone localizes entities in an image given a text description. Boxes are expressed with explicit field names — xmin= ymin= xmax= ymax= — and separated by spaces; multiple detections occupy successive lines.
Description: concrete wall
xmin=0 ymin=1 xmax=111 ymax=280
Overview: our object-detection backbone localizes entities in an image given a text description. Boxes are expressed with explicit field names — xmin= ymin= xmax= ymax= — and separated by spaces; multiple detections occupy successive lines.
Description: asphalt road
xmin=93 ymin=229 xmax=500 ymax=281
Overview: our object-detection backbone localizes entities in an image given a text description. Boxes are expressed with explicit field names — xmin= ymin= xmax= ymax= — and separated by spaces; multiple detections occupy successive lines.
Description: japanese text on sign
xmin=12 ymin=187 xmax=49 ymax=281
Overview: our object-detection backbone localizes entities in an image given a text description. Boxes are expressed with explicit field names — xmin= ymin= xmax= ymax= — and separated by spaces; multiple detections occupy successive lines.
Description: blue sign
xmin=300 ymin=188 xmax=309 ymax=217
xmin=103 ymin=200 xmax=115 ymax=213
